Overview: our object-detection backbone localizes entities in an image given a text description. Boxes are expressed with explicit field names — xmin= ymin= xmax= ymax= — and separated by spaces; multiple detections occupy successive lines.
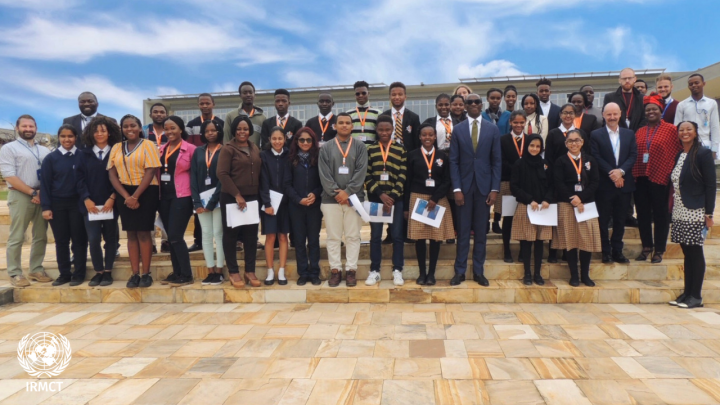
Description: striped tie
xmin=394 ymin=113 xmax=403 ymax=145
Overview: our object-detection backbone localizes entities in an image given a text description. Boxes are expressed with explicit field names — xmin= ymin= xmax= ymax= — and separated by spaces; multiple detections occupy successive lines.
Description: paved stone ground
xmin=1 ymin=301 xmax=720 ymax=404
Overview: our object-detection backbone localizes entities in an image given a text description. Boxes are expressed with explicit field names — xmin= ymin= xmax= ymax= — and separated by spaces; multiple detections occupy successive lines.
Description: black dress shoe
xmin=426 ymin=274 xmax=436 ymax=285
xmin=52 ymin=275 xmax=72 ymax=286
xmin=678 ymin=296 xmax=703 ymax=309
xmin=669 ymin=292 xmax=686 ymax=306
xmin=503 ymin=254 xmax=513 ymax=264
xmin=416 ymin=275 xmax=427 ymax=285
xmin=602 ymin=254 xmax=612 ymax=264
xmin=311 ymin=277 xmax=322 ymax=285
xmin=625 ymin=217 xmax=639 ymax=227
xmin=547 ymin=256 xmax=558 ymax=264
xmin=612 ymin=254 xmax=630 ymax=264
xmin=581 ymin=277 xmax=595 ymax=287
xmin=450 ymin=274 xmax=465 ymax=286
xmin=569 ymin=278 xmax=580 ymax=287
xmin=297 ymin=276 xmax=308 ymax=286
xmin=492 ymin=221 xmax=502 ymax=234
xmin=188 ymin=243 xmax=202 ymax=252
xmin=473 ymin=273 xmax=489 ymax=287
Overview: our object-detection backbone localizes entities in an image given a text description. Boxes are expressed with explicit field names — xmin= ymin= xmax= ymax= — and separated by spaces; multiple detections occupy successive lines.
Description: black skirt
xmin=117 ymin=184 xmax=159 ymax=232
xmin=261 ymin=201 xmax=290 ymax=235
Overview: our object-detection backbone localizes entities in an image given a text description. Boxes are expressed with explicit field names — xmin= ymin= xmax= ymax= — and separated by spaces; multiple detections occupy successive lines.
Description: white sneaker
xmin=392 ymin=270 xmax=404 ymax=286
xmin=365 ymin=271 xmax=381 ymax=286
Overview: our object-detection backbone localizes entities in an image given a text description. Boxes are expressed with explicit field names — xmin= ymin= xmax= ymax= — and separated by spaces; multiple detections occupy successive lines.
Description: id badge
xmin=643 ymin=153 xmax=649 ymax=163
xmin=319 ymin=141 xmax=325 ymax=148
xmin=357 ymin=136 xmax=367 ymax=142
xmin=426 ymin=179 xmax=436 ymax=187
xmin=161 ymin=173 xmax=171 ymax=182
xmin=575 ymin=183 xmax=583 ymax=192
xmin=338 ymin=166 xmax=349 ymax=175
xmin=205 ymin=176 xmax=212 ymax=185
xmin=36 ymin=169 xmax=42 ymax=181
xmin=380 ymin=172 xmax=389 ymax=181
xmin=625 ymin=119 xmax=630 ymax=128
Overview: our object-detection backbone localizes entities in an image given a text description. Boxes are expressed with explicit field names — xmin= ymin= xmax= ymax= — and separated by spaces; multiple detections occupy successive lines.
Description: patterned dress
xmin=671 ymin=153 xmax=706 ymax=246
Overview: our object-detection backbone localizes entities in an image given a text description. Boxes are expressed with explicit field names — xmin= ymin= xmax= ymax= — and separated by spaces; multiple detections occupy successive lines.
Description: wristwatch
xmin=31 ymin=190 xmax=38 ymax=197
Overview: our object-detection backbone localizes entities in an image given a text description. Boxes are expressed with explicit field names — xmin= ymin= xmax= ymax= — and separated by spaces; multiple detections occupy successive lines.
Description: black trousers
xmin=634 ymin=177 xmax=670 ymax=252
xmin=159 ymin=196 xmax=194 ymax=278
xmin=681 ymin=244 xmax=705 ymax=299
xmin=221 ymin=193 xmax=259 ymax=274
xmin=597 ymin=188 xmax=631 ymax=256
xmin=289 ymin=203 xmax=322 ymax=278
xmin=502 ymin=216 xmax=513 ymax=257
xmin=49 ymin=198 xmax=88 ymax=279
xmin=193 ymin=213 xmax=202 ymax=245
xmin=84 ymin=215 xmax=117 ymax=272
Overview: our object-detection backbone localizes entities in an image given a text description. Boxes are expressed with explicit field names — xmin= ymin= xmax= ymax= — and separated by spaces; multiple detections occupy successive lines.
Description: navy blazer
xmin=449 ymin=117 xmax=502 ymax=195
xmin=541 ymin=103 xmax=562 ymax=129
xmin=381 ymin=108 xmax=421 ymax=153
xmin=675 ymin=146 xmax=716 ymax=214
xmin=590 ymin=126 xmax=638 ymax=193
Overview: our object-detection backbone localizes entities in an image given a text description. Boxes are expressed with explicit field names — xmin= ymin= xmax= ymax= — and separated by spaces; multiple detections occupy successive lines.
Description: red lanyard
xmin=421 ymin=148 xmax=436 ymax=178
xmin=567 ymin=153 xmax=582 ymax=182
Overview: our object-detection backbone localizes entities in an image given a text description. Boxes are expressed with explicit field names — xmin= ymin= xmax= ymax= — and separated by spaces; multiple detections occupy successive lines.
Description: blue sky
xmin=0 ymin=0 xmax=718 ymax=133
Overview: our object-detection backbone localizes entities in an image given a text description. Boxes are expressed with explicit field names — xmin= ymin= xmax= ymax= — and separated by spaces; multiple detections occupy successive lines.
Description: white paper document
xmin=363 ymin=202 xmax=394 ymax=223
xmin=225 ymin=201 xmax=260 ymax=227
xmin=88 ymin=210 xmax=113 ymax=221
xmin=526 ymin=204 xmax=558 ymax=226
xmin=199 ymin=187 xmax=216 ymax=208
xmin=348 ymin=194 xmax=370 ymax=222
xmin=260 ymin=190 xmax=283 ymax=215
xmin=411 ymin=199 xmax=446 ymax=228
xmin=574 ymin=201 xmax=599 ymax=223
xmin=501 ymin=195 xmax=518 ymax=217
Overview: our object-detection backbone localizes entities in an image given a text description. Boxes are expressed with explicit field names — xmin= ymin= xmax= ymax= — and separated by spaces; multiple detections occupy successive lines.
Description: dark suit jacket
xmin=540 ymin=103 xmax=562 ymax=129
xmin=602 ymin=87 xmax=646 ymax=131
xmin=305 ymin=114 xmax=337 ymax=142
xmin=381 ymin=108 xmax=421 ymax=152
xmin=63 ymin=113 xmax=115 ymax=137
xmin=578 ymin=114 xmax=600 ymax=136
xmin=449 ymin=118 xmax=502 ymax=195
xmin=675 ymin=146 xmax=717 ymax=213
xmin=590 ymin=126 xmax=638 ymax=193
xmin=260 ymin=116 xmax=303 ymax=150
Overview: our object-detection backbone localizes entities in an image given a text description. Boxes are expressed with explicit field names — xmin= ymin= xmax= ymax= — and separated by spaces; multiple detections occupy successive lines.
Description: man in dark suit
xmin=380 ymin=82 xmax=421 ymax=153
xmin=536 ymin=78 xmax=561 ymax=129
xmin=305 ymin=93 xmax=337 ymax=144
xmin=63 ymin=92 xmax=115 ymax=139
xmin=591 ymin=102 xmax=638 ymax=264
xmin=260 ymin=89 xmax=303 ymax=150
xmin=602 ymin=68 xmax=647 ymax=132
xmin=449 ymin=94 xmax=502 ymax=286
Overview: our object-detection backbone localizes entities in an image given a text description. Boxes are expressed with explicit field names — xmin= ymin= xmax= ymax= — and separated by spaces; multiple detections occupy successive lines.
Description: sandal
xmin=651 ymin=251 xmax=664 ymax=264
xmin=635 ymin=248 xmax=652 ymax=261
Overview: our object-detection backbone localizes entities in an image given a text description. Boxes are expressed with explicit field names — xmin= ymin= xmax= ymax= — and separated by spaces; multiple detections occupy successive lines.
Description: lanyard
xmin=645 ymin=125 xmax=660 ymax=154
xmin=421 ymin=148 xmax=436 ymax=178
xmin=625 ymin=92 xmax=634 ymax=119
xmin=277 ymin=116 xmax=288 ymax=129
xmin=379 ymin=141 xmax=391 ymax=171
xmin=440 ymin=118 xmax=452 ymax=137
xmin=335 ymin=136 xmax=353 ymax=166
xmin=573 ymin=112 xmax=583 ymax=129
xmin=318 ymin=114 xmax=332 ymax=135
xmin=661 ymin=102 xmax=672 ymax=118
xmin=356 ymin=107 xmax=369 ymax=129
xmin=200 ymin=115 xmax=215 ymax=124
xmin=206 ymin=144 xmax=221 ymax=170
xmin=163 ymin=142 xmax=182 ymax=172
xmin=19 ymin=141 xmax=41 ymax=165
xmin=567 ymin=153 xmax=582 ymax=182
xmin=512 ymin=134 xmax=524 ymax=157
xmin=611 ymin=134 xmax=620 ymax=158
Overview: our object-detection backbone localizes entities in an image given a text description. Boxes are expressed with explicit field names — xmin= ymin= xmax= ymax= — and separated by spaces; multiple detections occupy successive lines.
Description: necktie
xmin=321 ymin=117 xmax=327 ymax=125
xmin=472 ymin=120 xmax=479 ymax=151
xmin=279 ymin=117 xmax=285 ymax=128
xmin=394 ymin=113 xmax=403 ymax=144
xmin=527 ymin=122 xmax=533 ymax=135
xmin=98 ymin=151 xmax=103 ymax=159
xmin=443 ymin=118 xmax=451 ymax=142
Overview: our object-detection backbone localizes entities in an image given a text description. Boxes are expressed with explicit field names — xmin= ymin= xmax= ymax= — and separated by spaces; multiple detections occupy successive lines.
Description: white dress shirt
xmin=607 ymin=126 xmax=620 ymax=165
xmin=58 ymin=146 xmax=77 ymax=156
xmin=271 ymin=148 xmax=283 ymax=156
xmin=436 ymin=116 xmax=453 ymax=150
xmin=539 ymin=100 xmax=552 ymax=117
xmin=276 ymin=113 xmax=290 ymax=126
xmin=675 ymin=95 xmax=720 ymax=153
xmin=92 ymin=145 xmax=111 ymax=159
xmin=318 ymin=112 xmax=333 ymax=121
xmin=81 ymin=113 xmax=97 ymax=130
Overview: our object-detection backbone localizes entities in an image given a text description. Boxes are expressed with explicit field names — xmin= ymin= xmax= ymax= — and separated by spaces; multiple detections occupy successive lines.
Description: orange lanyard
xmin=440 ymin=118 xmax=452 ymax=136
xmin=247 ymin=108 xmax=255 ymax=118
xmin=567 ymin=153 xmax=582 ymax=182
xmin=277 ymin=116 xmax=288 ymax=129
xmin=200 ymin=115 xmax=215 ymax=123
xmin=421 ymin=148 xmax=436 ymax=178
xmin=319 ymin=114 xmax=332 ymax=135
xmin=164 ymin=142 xmax=182 ymax=172
xmin=573 ymin=112 xmax=583 ymax=129
xmin=379 ymin=141 xmax=391 ymax=171
xmin=335 ymin=136 xmax=353 ymax=166
xmin=511 ymin=134 xmax=524 ymax=157
xmin=356 ymin=108 xmax=368 ymax=129
xmin=205 ymin=144 xmax=220 ymax=170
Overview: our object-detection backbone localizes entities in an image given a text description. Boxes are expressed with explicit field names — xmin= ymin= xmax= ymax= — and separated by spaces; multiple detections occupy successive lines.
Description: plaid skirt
xmin=492 ymin=181 xmax=512 ymax=215
xmin=511 ymin=203 xmax=553 ymax=241
xmin=551 ymin=202 xmax=602 ymax=252
xmin=407 ymin=193 xmax=455 ymax=241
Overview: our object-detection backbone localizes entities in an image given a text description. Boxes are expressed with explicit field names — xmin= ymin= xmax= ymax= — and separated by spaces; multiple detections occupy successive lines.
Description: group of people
xmin=1 ymin=69 xmax=716 ymax=309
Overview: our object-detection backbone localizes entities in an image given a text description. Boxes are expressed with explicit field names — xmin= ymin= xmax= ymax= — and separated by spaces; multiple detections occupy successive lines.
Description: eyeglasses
xmin=620 ymin=77 xmax=635 ymax=81
xmin=465 ymin=99 xmax=482 ymax=105
xmin=298 ymin=138 xmax=313 ymax=144
xmin=565 ymin=139 xmax=583 ymax=144
xmin=560 ymin=111 xmax=575 ymax=116
xmin=355 ymin=91 xmax=367 ymax=96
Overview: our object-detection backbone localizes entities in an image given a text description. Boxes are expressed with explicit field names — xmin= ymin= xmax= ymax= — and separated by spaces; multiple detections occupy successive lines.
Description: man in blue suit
xmin=449 ymin=94 xmax=502 ymax=286
xmin=590 ymin=102 xmax=638 ymax=264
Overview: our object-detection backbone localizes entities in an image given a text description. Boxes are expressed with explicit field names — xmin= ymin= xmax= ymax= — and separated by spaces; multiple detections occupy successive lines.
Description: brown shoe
xmin=328 ymin=269 xmax=341 ymax=287
xmin=244 ymin=272 xmax=261 ymax=287
xmin=28 ymin=271 xmax=53 ymax=283
xmin=346 ymin=270 xmax=357 ymax=287
xmin=229 ymin=273 xmax=245 ymax=288
xmin=11 ymin=275 xmax=31 ymax=287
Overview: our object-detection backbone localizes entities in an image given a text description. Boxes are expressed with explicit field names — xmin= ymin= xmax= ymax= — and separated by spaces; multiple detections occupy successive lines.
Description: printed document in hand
xmin=226 ymin=201 xmax=260 ymax=227
xmin=526 ymin=204 xmax=558 ymax=226
xmin=363 ymin=202 xmax=394 ymax=223
xmin=348 ymin=194 xmax=370 ymax=222
xmin=260 ymin=190 xmax=283 ymax=215
xmin=411 ymin=199 xmax=445 ymax=228
xmin=199 ymin=188 xmax=216 ymax=208
xmin=501 ymin=195 xmax=518 ymax=217
xmin=88 ymin=210 xmax=113 ymax=221
xmin=574 ymin=202 xmax=599 ymax=223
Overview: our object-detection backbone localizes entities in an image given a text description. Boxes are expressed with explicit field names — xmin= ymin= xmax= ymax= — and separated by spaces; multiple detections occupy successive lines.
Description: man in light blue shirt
xmin=675 ymin=73 xmax=720 ymax=159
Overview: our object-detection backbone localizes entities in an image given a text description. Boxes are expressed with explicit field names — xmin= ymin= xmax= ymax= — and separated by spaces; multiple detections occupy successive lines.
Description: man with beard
xmin=0 ymin=115 xmax=53 ymax=287
xmin=655 ymin=74 xmax=679 ymax=124
xmin=63 ymin=92 xmax=116 ymax=146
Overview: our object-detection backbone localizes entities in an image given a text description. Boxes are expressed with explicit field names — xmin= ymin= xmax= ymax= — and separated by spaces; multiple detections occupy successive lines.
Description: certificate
xmin=501 ymin=195 xmax=518 ymax=217
xmin=88 ymin=210 xmax=113 ymax=221
xmin=574 ymin=202 xmax=600 ymax=223
xmin=260 ymin=190 xmax=283 ymax=215
xmin=526 ymin=204 xmax=558 ymax=226
xmin=348 ymin=194 xmax=370 ymax=222
xmin=225 ymin=201 xmax=260 ymax=227
xmin=363 ymin=202 xmax=394 ymax=223
xmin=411 ymin=199 xmax=446 ymax=228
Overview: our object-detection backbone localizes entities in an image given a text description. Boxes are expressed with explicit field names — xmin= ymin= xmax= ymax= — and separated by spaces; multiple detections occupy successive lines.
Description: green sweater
xmin=223 ymin=105 xmax=267 ymax=147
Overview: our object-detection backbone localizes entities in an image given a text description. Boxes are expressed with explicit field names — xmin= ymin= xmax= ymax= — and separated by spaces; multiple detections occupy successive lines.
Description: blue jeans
xmin=370 ymin=200 xmax=404 ymax=271
xmin=289 ymin=203 xmax=322 ymax=278
xmin=84 ymin=215 xmax=118 ymax=272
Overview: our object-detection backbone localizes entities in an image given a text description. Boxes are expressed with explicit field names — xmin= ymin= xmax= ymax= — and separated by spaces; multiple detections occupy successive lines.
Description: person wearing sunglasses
xmin=348 ymin=80 xmax=382 ymax=145
xmin=675 ymin=73 xmax=720 ymax=160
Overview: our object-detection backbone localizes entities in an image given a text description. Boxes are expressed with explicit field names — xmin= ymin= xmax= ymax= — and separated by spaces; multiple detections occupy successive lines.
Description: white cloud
xmin=457 ymin=60 xmax=526 ymax=79
xmin=211 ymin=82 xmax=238 ymax=93
xmin=0 ymin=0 xmax=77 ymax=10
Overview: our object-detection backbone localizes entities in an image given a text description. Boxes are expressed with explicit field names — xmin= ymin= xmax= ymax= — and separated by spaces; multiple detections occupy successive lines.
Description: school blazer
xmin=578 ymin=114 xmax=600 ymax=136
xmin=380 ymin=109 xmax=421 ymax=152
xmin=62 ymin=114 xmax=116 ymax=148
xmin=590 ymin=127 xmax=638 ymax=193
xmin=449 ymin=118 xmax=502 ymax=195
xmin=674 ymin=146 xmax=716 ymax=214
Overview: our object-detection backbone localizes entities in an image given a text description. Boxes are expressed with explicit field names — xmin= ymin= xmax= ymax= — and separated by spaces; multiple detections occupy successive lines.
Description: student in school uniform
xmin=305 ymin=93 xmax=337 ymax=145
xmin=380 ymin=81 xmax=421 ymax=152
xmin=522 ymin=94 xmax=548 ymax=141
xmin=553 ymin=129 xmax=602 ymax=287
xmin=349 ymin=80 xmax=382 ymax=145
xmin=405 ymin=124 xmax=455 ymax=285
xmin=364 ymin=115 xmax=407 ymax=286
xmin=260 ymin=127 xmax=291 ymax=285
xmin=504 ymin=85 xmax=518 ymax=113
xmin=482 ymin=88 xmax=511 ymax=135
xmin=545 ymin=104 xmax=592 ymax=164
xmin=568 ymin=92 xmax=600 ymax=136
xmin=260 ymin=89 xmax=303 ymax=150
xmin=510 ymin=134 xmax=553 ymax=285
xmin=40 ymin=124 xmax=88 ymax=286
xmin=450 ymin=95 xmax=467 ymax=124
xmin=496 ymin=111 xmax=528 ymax=262
xmin=536 ymin=78 xmax=562 ymax=129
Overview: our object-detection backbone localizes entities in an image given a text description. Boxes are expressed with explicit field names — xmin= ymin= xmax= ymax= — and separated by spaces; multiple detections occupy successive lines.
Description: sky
xmin=0 ymin=0 xmax=718 ymax=134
